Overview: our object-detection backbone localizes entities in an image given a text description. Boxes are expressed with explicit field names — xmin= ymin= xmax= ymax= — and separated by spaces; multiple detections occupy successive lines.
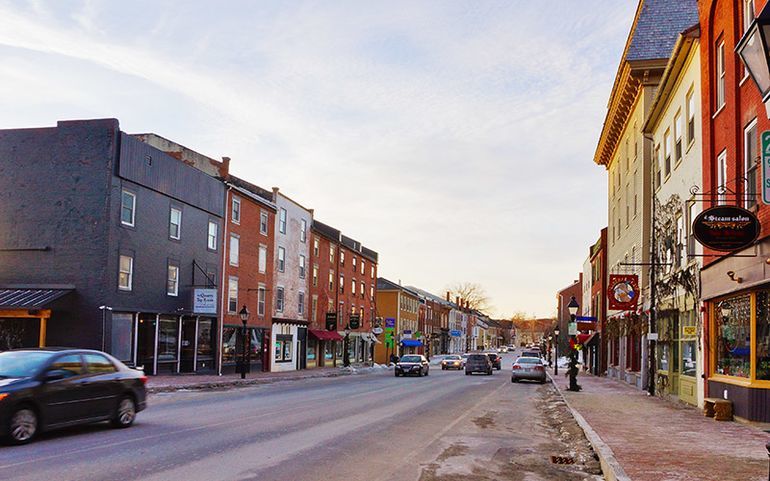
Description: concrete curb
xmin=548 ymin=372 xmax=632 ymax=481
xmin=148 ymin=368 xmax=384 ymax=394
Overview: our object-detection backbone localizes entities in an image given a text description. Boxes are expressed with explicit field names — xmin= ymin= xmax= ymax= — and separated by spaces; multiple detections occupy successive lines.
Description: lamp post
xmin=553 ymin=329 xmax=560 ymax=375
xmin=736 ymin=4 xmax=770 ymax=118
xmin=238 ymin=305 xmax=250 ymax=380
xmin=547 ymin=335 xmax=553 ymax=367
xmin=343 ymin=324 xmax=351 ymax=367
xmin=567 ymin=296 xmax=582 ymax=392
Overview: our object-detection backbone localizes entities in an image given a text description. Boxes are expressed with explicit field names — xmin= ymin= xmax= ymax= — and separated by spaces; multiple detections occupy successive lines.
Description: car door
xmin=38 ymin=354 xmax=89 ymax=426
xmin=81 ymin=353 xmax=122 ymax=418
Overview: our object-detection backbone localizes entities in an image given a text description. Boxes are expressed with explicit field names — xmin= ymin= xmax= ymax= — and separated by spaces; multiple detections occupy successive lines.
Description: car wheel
xmin=442 ymin=366 xmax=446 ymax=370
xmin=111 ymin=396 xmax=137 ymax=428
xmin=425 ymin=369 xmax=429 ymax=376
xmin=7 ymin=406 xmax=38 ymax=445
xmin=395 ymin=371 xmax=400 ymax=377
xmin=465 ymin=371 xmax=470 ymax=375
xmin=511 ymin=377 xmax=518 ymax=383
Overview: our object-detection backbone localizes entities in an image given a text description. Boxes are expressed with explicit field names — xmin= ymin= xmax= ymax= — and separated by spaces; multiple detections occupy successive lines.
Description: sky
xmin=0 ymin=0 xmax=637 ymax=318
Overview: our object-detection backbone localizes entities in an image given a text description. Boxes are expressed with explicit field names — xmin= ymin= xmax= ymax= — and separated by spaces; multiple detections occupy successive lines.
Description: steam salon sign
xmin=692 ymin=206 xmax=760 ymax=252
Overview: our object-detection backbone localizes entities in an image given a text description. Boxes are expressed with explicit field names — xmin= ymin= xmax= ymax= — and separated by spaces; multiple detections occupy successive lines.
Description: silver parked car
xmin=511 ymin=356 xmax=546 ymax=383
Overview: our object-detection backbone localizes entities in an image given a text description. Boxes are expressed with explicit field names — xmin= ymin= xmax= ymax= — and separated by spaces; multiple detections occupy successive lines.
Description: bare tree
xmin=447 ymin=282 xmax=491 ymax=313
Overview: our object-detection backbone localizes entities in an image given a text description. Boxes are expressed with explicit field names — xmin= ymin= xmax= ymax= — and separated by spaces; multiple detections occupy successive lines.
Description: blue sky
xmin=0 ymin=0 xmax=636 ymax=317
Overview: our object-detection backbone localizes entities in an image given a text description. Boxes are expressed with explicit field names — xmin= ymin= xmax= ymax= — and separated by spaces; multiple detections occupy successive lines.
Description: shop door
xmin=137 ymin=315 xmax=157 ymax=375
xmin=180 ymin=318 xmax=197 ymax=373
xmin=297 ymin=327 xmax=307 ymax=370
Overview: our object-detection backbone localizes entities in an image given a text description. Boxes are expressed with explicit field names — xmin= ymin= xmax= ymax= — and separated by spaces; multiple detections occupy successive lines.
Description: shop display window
xmin=755 ymin=292 xmax=770 ymax=380
xmin=222 ymin=326 xmax=261 ymax=364
xmin=275 ymin=334 xmax=293 ymax=363
xmin=324 ymin=341 xmax=334 ymax=361
xmin=657 ymin=343 xmax=669 ymax=371
xmin=307 ymin=339 xmax=317 ymax=361
xmin=158 ymin=317 xmax=179 ymax=363
xmin=715 ymin=294 xmax=751 ymax=378
xmin=681 ymin=340 xmax=696 ymax=377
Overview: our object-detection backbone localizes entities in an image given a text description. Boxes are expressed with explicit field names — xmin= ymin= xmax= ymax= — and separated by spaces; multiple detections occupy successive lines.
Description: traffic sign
xmin=762 ymin=131 xmax=770 ymax=204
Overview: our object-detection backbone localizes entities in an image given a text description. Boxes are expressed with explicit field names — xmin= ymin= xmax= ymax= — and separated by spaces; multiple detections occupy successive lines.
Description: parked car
xmin=521 ymin=350 xmax=541 ymax=359
xmin=0 ymin=348 xmax=148 ymax=445
xmin=429 ymin=355 xmax=447 ymax=366
xmin=465 ymin=353 xmax=493 ymax=375
xmin=485 ymin=352 xmax=502 ymax=370
xmin=440 ymin=355 xmax=464 ymax=370
xmin=511 ymin=356 xmax=547 ymax=383
xmin=499 ymin=346 xmax=508 ymax=353
xmin=395 ymin=355 xmax=429 ymax=377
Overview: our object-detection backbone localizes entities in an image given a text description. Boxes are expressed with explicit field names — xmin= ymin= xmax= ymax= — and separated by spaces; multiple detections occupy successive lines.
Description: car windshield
xmin=468 ymin=355 xmax=487 ymax=361
xmin=486 ymin=353 xmax=497 ymax=358
xmin=517 ymin=357 xmax=541 ymax=364
xmin=400 ymin=356 xmax=421 ymax=363
xmin=0 ymin=351 xmax=55 ymax=378
xmin=444 ymin=355 xmax=461 ymax=360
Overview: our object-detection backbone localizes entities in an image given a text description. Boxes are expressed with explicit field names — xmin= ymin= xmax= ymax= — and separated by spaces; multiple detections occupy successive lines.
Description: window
xmin=258 ymin=245 xmax=267 ymax=274
xmin=119 ymin=255 xmax=133 ymax=291
xmin=633 ymin=172 xmax=638 ymax=217
xmin=352 ymin=257 xmax=357 ymax=270
xmin=260 ymin=212 xmax=269 ymax=235
xmin=299 ymin=291 xmax=305 ymax=315
xmin=207 ymin=221 xmax=218 ymax=250
xmin=745 ymin=118 xmax=758 ymax=209
xmin=717 ymin=150 xmax=727 ymax=205
xmin=279 ymin=208 xmax=287 ymax=234
xmin=169 ymin=207 xmax=182 ymax=240
xmin=625 ymin=138 xmax=630 ymax=172
xmin=121 ymin=190 xmax=135 ymax=227
xmin=258 ymin=286 xmax=266 ymax=316
xmin=715 ymin=294 xmax=751 ymax=378
xmin=231 ymin=197 xmax=241 ymax=224
xmin=340 ymin=251 xmax=345 ymax=266
xmin=329 ymin=271 xmax=335 ymax=290
xmin=674 ymin=112 xmax=683 ymax=163
xmin=676 ymin=214 xmax=684 ymax=268
xmin=330 ymin=247 xmax=335 ymax=264
xmin=687 ymin=200 xmax=696 ymax=257
xmin=686 ymin=89 xmax=696 ymax=144
xmin=229 ymin=234 xmax=239 ymax=266
xmin=275 ymin=334 xmax=293 ymax=362
xmin=300 ymin=219 xmax=307 ymax=243
xmin=278 ymin=247 xmax=285 ymax=272
xmin=370 ymin=285 xmax=374 ymax=299
xmin=228 ymin=277 xmax=238 ymax=313
xmin=313 ymin=237 xmax=319 ymax=257
xmin=371 ymin=266 xmax=375 ymax=278
xmin=340 ymin=274 xmax=345 ymax=294
xmin=361 ymin=281 xmax=365 ymax=299
xmin=361 ymin=260 xmax=365 ymax=275
xmin=299 ymin=255 xmax=306 ymax=279
xmin=743 ymin=0 xmax=756 ymax=79
xmin=167 ymin=263 xmax=179 ymax=296
xmin=654 ymin=146 xmax=661 ymax=188
xmin=84 ymin=353 xmax=117 ymax=374
xmin=625 ymin=184 xmax=630 ymax=227
xmin=352 ymin=279 xmax=356 ymax=295
xmin=716 ymin=40 xmax=725 ymax=110
xmin=276 ymin=287 xmax=285 ymax=312
xmin=312 ymin=296 xmax=318 ymax=323
xmin=312 ymin=265 xmax=318 ymax=287
xmin=663 ymin=130 xmax=671 ymax=176
xmin=756 ymin=290 xmax=770 ymax=380
xmin=50 ymin=354 xmax=83 ymax=378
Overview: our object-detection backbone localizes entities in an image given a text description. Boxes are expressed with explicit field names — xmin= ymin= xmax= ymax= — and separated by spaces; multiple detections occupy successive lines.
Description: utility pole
xmin=648 ymin=193 xmax=657 ymax=397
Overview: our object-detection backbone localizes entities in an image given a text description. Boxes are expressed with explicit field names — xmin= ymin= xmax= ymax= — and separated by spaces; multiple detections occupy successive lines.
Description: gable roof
xmin=626 ymin=0 xmax=699 ymax=62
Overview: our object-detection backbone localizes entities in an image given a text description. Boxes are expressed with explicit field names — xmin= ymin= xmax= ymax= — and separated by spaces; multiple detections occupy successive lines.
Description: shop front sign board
xmin=762 ymin=130 xmax=770 ymax=204
xmin=608 ymin=274 xmax=639 ymax=310
xmin=193 ymin=288 xmax=217 ymax=315
xmin=693 ymin=205 xmax=760 ymax=251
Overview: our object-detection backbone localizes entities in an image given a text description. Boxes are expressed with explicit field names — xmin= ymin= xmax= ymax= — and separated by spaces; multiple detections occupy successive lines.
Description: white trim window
xmin=299 ymin=254 xmax=306 ymax=279
xmin=717 ymin=149 xmax=727 ymax=205
xmin=118 ymin=255 xmax=133 ymax=291
xmin=228 ymin=277 xmax=238 ymax=313
xmin=743 ymin=0 xmax=756 ymax=80
xmin=276 ymin=287 xmax=285 ymax=313
xmin=361 ymin=260 xmax=365 ymax=275
xmin=167 ymin=264 xmax=179 ymax=296
xmin=674 ymin=111 xmax=683 ymax=163
xmin=231 ymin=197 xmax=241 ymax=224
xmin=258 ymin=286 xmax=266 ymax=317
xmin=352 ymin=256 xmax=357 ymax=271
xmin=260 ymin=211 xmax=269 ymax=235
xmin=298 ymin=291 xmax=305 ymax=315
xmin=340 ymin=251 xmax=345 ymax=266
xmin=169 ymin=207 xmax=182 ymax=240
xmin=351 ymin=278 xmax=356 ymax=296
xmin=339 ymin=274 xmax=344 ymax=294
xmin=279 ymin=208 xmax=287 ymax=234
xmin=258 ymin=245 xmax=267 ymax=274
xmin=329 ymin=271 xmax=335 ymax=291
xmin=300 ymin=219 xmax=307 ymax=243
xmin=664 ymin=129 xmax=672 ymax=177
xmin=716 ymin=40 xmax=726 ymax=111
xmin=229 ymin=234 xmax=239 ymax=266
xmin=330 ymin=247 xmax=335 ymax=264
xmin=312 ymin=265 xmax=318 ymax=287
xmin=360 ymin=281 xmax=365 ymax=299
xmin=121 ymin=190 xmax=136 ymax=227
xmin=371 ymin=266 xmax=375 ymax=278
xmin=207 ymin=221 xmax=218 ymax=250
xmin=745 ymin=118 xmax=758 ymax=209
xmin=686 ymin=88 xmax=696 ymax=144
xmin=277 ymin=246 xmax=285 ymax=272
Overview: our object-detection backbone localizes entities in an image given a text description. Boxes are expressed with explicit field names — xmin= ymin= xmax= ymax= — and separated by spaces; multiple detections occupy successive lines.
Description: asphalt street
xmin=0 ymin=351 xmax=602 ymax=481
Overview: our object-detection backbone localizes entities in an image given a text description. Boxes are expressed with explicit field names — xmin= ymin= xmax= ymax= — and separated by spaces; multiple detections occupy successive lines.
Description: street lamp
xmin=736 ymin=4 xmax=770 ymax=117
xmin=567 ymin=296 xmax=581 ymax=392
xmin=554 ymin=328 xmax=560 ymax=376
xmin=343 ymin=324 xmax=351 ymax=367
xmin=547 ymin=335 xmax=553 ymax=367
xmin=238 ymin=305 xmax=250 ymax=380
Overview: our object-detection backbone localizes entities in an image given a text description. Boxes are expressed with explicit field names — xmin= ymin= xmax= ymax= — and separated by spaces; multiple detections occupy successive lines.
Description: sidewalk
xmin=553 ymin=371 xmax=770 ymax=481
xmin=147 ymin=364 xmax=388 ymax=393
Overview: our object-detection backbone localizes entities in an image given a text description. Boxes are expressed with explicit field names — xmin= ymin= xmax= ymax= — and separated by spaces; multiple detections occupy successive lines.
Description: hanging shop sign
xmin=692 ymin=205 xmax=760 ymax=252
xmin=325 ymin=312 xmax=338 ymax=331
xmin=385 ymin=318 xmax=396 ymax=328
xmin=192 ymin=288 xmax=217 ymax=314
xmin=608 ymin=274 xmax=639 ymax=311
xmin=450 ymin=329 xmax=462 ymax=337
xmin=349 ymin=315 xmax=360 ymax=330
xmin=372 ymin=326 xmax=384 ymax=335
xmin=762 ymin=130 xmax=770 ymax=205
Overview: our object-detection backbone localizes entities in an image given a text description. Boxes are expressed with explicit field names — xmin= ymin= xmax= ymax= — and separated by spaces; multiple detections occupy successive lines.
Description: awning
xmin=309 ymin=329 xmax=343 ymax=341
xmin=0 ymin=285 xmax=74 ymax=309
xmin=577 ymin=333 xmax=596 ymax=345
xmin=401 ymin=339 xmax=423 ymax=347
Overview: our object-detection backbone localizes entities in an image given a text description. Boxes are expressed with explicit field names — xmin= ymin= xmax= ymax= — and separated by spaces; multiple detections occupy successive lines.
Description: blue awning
xmin=401 ymin=339 xmax=423 ymax=347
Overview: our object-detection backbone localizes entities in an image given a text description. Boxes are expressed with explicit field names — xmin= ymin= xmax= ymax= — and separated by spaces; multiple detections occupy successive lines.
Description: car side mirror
xmin=43 ymin=369 xmax=68 ymax=382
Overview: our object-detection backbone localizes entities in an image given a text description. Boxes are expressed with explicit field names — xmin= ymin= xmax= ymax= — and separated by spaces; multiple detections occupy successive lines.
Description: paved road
xmin=0 ymin=352 xmax=601 ymax=481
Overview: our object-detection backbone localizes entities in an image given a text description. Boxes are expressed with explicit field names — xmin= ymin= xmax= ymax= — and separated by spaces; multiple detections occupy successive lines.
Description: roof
xmin=0 ymin=285 xmax=74 ymax=309
xmin=626 ymin=0 xmax=699 ymax=62
xmin=312 ymin=220 xmax=341 ymax=243
xmin=226 ymin=175 xmax=275 ymax=209
xmin=376 ymin=278 xmax=420 ymax=298
xmin=404 ymin=286 xmax=453 ymax=307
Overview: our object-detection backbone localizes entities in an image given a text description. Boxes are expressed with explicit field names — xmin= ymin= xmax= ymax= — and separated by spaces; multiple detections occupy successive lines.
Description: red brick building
xmin=699 ymin=0 xmax=770 ymax=421
xmin=591 ymin=228 xmax=608 ymax=374
xmin=556 ymin=276 xmax=582 ymax=357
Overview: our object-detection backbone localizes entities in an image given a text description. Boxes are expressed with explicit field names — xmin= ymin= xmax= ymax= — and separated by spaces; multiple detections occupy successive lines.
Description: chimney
xmin=455 ymin=296 xmax=460 ymax=306
xmin=220 ymin=156 xmax=231 ymax=177
xmin=446 ymin=291 xmax=451 ymax=302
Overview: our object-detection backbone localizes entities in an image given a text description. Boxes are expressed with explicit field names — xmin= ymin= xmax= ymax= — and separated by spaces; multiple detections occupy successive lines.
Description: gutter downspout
xmin=218 ymin=186 xmax=232 ymax=376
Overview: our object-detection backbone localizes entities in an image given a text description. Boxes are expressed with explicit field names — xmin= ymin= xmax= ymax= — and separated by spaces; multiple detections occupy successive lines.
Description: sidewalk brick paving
xmin=559 ymin=372 xmax=769 ymax=481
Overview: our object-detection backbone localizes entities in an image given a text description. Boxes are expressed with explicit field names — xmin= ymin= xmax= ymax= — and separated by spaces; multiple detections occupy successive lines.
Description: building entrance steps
xmin=551 ymin=370 xmax=769 ymax=481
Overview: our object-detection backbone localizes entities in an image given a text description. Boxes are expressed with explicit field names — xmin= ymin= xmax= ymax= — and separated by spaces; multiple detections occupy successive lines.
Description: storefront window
xmin=275 ymin=334 xmax=293 ymax=363
xmin=110 ymin=313 xmax=134 ymax=363
xmin=307 ymin=339 xmax=317 ymax=361
xmin=657 ymin=343 xmax=669 ymax=371
xmin=325 ymin=341 xmax=334 ymax=361
xmin=715 ymin=294 xmax=751 ymax=378
xmin=681 ymin=340 xmax=696 ymax=377
xmin=197 ymin=319 xmax=213 ymax=359
xmin=755 ymin=291 xmax=770 ymax=380
xmin=223 ymin=326 xmax=262 ymax=365
xmin=158 ymin=317 xmax=179 ymax=363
